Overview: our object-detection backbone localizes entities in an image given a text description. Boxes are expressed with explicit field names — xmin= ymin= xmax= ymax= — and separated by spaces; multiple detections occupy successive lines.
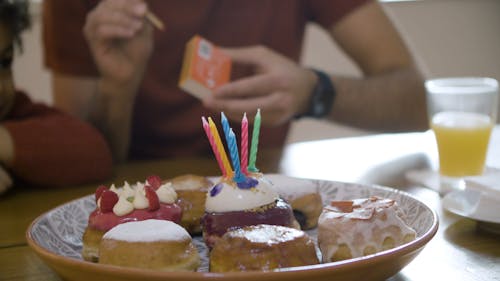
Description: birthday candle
xmin=221 ymin=112 xmax=231 ymax=145
xmin=228 ymin=128 xmax=245 ymax=183
xmin=208 ymin=117 xmax=233 ymax=178
xmin=202 ymin=117 xmax=226 ymax=176
xmin=248 ymin=109 xmax=261 ymax=172
xmin=241 ymin=113 xmax=248 ymax=175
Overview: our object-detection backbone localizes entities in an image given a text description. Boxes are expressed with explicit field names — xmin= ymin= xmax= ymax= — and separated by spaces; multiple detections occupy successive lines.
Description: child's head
xmin=0 ymin=0 xmax=31 ymax=119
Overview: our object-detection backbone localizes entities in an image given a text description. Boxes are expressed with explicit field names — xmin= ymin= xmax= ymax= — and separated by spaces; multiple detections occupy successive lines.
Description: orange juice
xmin=431 ymin=111 xmax=493 ymax=177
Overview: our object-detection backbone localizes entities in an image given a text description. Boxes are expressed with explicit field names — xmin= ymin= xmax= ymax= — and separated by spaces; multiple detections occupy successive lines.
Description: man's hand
xmin=83 ymin=0 xmax=153 ymax=89
xmin=203 ymin=46 xmax=317 ymax=126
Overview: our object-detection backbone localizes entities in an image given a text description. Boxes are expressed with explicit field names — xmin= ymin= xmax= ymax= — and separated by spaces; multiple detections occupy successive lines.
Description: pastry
xmin=82 ymin=176 xmax=182 ymax=262
xmin=99 ymin=219 xmax=200 ymax=271
xmin=168 ymin=174 xmax=212 ymax=234
xmin=318 ymin=196 xmax=416 ymax=262
xmin=209 ymin=224 xmax=319 ymax=272
xmin=201 ymin=174 xmax=299 ymax=248
xmin=266 ymin=174 xmax=323 ymax=229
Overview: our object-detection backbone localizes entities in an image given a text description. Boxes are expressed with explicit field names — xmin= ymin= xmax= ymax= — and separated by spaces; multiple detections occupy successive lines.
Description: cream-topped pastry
xmin=318 ymin=196 xmax=417 ymax=262
xmin=201 ymin=175 xmax=299 ymax=248
xmin=266 ymin=174 xmax=318 ymax=200
xmin=205 ymin=176 xmax=278 ymax=212
xmin=82 ymin=176 xmax=182 ymax=262
xmin=265 ymin=174 xmax=323 ymax=229
xmin=99 ymin=220 xmax=200 ymax=271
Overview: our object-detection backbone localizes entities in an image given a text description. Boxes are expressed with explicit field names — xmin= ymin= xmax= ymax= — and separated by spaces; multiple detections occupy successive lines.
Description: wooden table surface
xmin=1 ymin=127 xmax=499 ymax=281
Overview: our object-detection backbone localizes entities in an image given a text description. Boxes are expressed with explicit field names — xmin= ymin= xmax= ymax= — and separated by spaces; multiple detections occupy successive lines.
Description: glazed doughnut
xmin=210 ymin=224 xmax=319 ymax=272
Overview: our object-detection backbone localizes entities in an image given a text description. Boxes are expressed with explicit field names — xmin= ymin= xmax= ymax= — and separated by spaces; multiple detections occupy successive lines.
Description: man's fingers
xmin=219 ymin=46 xmax=270 ymax=67
xmin=103 ymin=0 xmax=147 ymax=18
xmin=214 ymin=74 xmax=276 ymax=98
xmin=85 ymin=0 xmax=147 ymax=40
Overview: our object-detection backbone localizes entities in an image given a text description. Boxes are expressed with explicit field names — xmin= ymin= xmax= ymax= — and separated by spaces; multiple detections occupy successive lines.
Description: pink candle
xmin=202 ymin=117 xmax=226 ymax=176
xmin=241 ymin=113 xmax=248 ymax=175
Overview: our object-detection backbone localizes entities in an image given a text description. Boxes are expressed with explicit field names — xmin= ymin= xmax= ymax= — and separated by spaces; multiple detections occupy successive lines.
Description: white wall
xmin=288 ymin=0 xmax=500 ymax=143
xmin=13 ymin=0 xmax=500 ymax=143
xmin=13 ymin=1 xmax=52 ymax=105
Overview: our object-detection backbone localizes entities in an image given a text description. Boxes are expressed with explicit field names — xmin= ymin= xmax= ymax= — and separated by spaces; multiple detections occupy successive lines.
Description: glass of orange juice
xmin=426 ymin=77 xmax=498 ymax=182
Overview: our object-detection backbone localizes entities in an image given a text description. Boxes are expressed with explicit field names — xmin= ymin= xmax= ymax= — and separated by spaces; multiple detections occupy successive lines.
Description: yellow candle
xmin=208 ymin=117 xmax=233 ymax=178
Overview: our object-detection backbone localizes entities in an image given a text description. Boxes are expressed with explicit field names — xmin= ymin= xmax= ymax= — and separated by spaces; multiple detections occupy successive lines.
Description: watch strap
xmin=300 ymin=69 xmax=336 ymax=118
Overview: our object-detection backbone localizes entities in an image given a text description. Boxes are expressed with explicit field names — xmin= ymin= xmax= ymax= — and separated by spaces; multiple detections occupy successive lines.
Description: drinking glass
xmin=426 ymin=77 xmax=498 ymax=186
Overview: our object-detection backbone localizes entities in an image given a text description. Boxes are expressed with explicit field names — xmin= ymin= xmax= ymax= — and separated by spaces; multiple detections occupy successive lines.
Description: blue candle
xmin=221 ymin=112 xmax=231 ymax=146
xmin=228 ymin=128 xmax=245 ymax=183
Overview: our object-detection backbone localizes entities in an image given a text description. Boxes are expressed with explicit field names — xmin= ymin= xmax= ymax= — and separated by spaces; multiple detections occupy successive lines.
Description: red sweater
xmin=43 ymin=0 xmax=369 ymax=160
xmin=2 ymin=91 xmax=113 ymax=187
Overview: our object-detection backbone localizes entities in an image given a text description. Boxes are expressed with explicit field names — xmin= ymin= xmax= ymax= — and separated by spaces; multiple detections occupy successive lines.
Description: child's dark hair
xmin=0 ymin=0 xmax=31 ymax=50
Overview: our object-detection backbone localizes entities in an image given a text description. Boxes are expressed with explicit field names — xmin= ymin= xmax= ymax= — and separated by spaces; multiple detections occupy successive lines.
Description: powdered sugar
xmin=103 ymin=219 xmax=190 ymax=242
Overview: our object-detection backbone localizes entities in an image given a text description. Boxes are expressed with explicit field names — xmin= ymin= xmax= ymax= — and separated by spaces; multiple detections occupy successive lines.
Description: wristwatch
xmin=301 ymin=69 xmax=336 ymax=118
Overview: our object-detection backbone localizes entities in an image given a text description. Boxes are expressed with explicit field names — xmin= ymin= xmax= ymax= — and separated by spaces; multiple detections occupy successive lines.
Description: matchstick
xmin=145 ymin=11 xmax=165 ymax=31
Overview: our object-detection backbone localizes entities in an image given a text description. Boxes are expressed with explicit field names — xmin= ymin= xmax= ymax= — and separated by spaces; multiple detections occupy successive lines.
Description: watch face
xmin=313 ymin=101 xmax=325 ymax=116
xmin=309 ymin=70 xmax=335 ymax=118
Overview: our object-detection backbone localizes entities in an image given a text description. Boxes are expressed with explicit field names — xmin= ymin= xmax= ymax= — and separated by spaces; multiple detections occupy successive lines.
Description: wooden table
xmin=1 ymin=127 xmax=499 ymax=280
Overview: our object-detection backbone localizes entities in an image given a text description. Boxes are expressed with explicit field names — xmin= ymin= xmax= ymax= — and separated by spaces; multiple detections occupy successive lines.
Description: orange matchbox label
xmin=179 ymin=35 xmax=231 ymax=99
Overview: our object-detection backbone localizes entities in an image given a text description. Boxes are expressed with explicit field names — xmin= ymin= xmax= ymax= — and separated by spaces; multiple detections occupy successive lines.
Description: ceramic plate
xmin=26 ymin=176 xmax=438 ymax=281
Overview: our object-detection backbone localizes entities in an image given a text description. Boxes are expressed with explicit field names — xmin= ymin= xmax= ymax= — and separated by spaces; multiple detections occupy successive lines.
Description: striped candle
xmin=208 ymin=117 xmax=233 ymax=178
xmin=221 ymin=112 xmax=231 ymax=146
xmin=248 ymin=109 xmax=261 ymax=172
xmin=241 ymin=113 xmax=248 ymax=175
xmin=228 ymin=128 xmax=245 ymax=183
xmin=202 ymin=117 xmax=226 ymax=176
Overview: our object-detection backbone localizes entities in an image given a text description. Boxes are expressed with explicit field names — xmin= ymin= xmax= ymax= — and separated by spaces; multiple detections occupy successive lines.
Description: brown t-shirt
xmin=2 ymin=91 xmax=113 ymax=187
xmin=43 ymin=0 xmax=369 ymax=160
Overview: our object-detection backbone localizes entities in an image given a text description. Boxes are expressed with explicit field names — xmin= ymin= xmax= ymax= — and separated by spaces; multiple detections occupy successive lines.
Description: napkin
xmin=406 ymin=167 xmax=500 ymax=195
xmin=442 ymin=170 xmax=500 ymax=223
xmin=465 ymin=172 xmax=500 ymax=201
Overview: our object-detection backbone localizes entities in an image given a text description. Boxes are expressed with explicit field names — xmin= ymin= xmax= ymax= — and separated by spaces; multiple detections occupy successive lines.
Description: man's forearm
xmin=93 ymin=80 xmax=136 ymax=162
xmin=328 ymin=66 xmax=428 ymax=132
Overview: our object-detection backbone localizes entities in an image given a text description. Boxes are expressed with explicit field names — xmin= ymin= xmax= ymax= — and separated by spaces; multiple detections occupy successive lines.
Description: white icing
xmin=103 ymin=219 xmax=191 ymax=242
xmin=109 ymin=184 xmax=121 ymax=196
xmin=104 ymin=178 xmax=179 ymax=215
xmin=205 ymin=177 xmax=279 ymax=212
xmin=134 ymin=181 xmax=145 ymax=191
xmin=318 ymin=198 xmax=416 ymax=262
xmin=156 ymin=182 xmax=177 ymax=204
xmin=133 ymin=187 xmax=149 ymax=209
xmin=113 ymin=195 xmax=134 ymax=216
xmin=265 ymin=174 xmax=318 ymax=201
xmin=122 ymin=181 xmax=135 ymax=198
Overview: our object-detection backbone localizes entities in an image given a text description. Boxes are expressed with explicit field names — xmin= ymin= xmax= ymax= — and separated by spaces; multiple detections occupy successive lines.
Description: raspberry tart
xmin=82 ymin=176 xmax=182 ymax=262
